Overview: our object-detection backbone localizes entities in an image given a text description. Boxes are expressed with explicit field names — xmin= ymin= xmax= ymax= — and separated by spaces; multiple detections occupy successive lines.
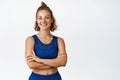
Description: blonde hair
xmin=34 ymin=1 xmax=57 ymax=32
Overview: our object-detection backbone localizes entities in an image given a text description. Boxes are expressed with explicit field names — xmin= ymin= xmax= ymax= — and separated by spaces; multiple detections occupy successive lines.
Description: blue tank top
xmin=32 ymin=35 xmax=58 ymax=59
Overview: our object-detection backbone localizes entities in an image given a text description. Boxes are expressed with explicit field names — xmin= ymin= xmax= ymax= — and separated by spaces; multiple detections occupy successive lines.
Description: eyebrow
xmin=37 ymin=15 xmax=51 ymax=17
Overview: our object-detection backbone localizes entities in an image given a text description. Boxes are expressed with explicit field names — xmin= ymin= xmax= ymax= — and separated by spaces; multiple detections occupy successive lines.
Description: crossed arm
xmin=25 ymin=36 xmax=67 ymax=69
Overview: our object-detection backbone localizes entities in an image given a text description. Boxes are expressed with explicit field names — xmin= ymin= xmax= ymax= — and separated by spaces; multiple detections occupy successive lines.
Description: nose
xmin=41 ymin=18 xmax=46 ymax=23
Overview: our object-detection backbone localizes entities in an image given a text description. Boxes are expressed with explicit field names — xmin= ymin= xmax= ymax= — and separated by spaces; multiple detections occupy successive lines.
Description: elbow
xmin=28 ymin=64 xmax=35 ymax=69
xmin=62 ymin=56 xmax=67 ymax=67
xmin=53 ymin=60 xmax=67 ymax=67
xmin=61 ymin=61 xmax=67 ymax=67
xmin=27 ymin=62 xmax=37 ymax=69
xmin=29 ymin=65 xmax=36 ymax=69
xmin=60 ymin=64 xmax=66 ymax=67
xmin=59 ymin=59 xmax=67 ymax=67
xmin=62 ymin=54 xmax=67 ymax=67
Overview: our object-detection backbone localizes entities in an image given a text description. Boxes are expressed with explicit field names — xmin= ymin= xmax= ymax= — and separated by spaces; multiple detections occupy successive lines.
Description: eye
xmin=46 ymin=16 xmax=50 ymax=19
xmin=37 ymin=17 xmax=42 ymax=19
xmin=39 ymin=18 xmax=42 ymax=19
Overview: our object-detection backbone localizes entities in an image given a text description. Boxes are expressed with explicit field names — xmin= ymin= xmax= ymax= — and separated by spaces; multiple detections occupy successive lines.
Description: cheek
xmin=49 ymin=20 xmax=52 ymax=24
xmin=36 ymin=19 xmax=39 ymax=24
xmin=36 ymin=19 xmax=40 ymax=22
xmin=49 ymin=19 xmax=53 ymax=24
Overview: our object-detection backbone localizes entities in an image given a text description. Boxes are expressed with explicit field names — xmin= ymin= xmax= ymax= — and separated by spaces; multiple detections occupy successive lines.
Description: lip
xmin=40 ymin=24 xmax=47 ymax=26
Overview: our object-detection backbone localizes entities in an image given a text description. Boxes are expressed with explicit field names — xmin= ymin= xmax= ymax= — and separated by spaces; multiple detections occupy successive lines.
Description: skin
xmin=25 ymin=10 xmax=67 ymax=75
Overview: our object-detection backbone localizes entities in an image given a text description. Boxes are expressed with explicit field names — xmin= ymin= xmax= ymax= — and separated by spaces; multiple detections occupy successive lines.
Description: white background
xmin=0 ymin=0 xmax=120 ymax=80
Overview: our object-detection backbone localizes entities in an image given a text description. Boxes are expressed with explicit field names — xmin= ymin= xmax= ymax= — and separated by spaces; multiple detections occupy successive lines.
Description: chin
xmin=41 ymin=27 xmax=50 ymax=30
xmin=39 ymin=25 xmax=50 ymax=29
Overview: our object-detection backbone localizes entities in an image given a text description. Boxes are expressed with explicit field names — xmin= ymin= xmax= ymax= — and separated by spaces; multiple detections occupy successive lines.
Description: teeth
xmin=42 ymin=24 xmax=46 ymax=26
xmin=40 ymin=23 xmax=46 ymax=25
xmin=40 ymin=24 xmax=47 ymax=27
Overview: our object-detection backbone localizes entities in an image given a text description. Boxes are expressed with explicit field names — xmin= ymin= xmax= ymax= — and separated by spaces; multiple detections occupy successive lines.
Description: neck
xmin=38 ymin=30 xmax=52 ymax=38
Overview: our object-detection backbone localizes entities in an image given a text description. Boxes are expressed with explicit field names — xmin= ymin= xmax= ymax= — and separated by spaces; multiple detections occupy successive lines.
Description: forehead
xmin=37 ymin=10 xmax=51 ymax=17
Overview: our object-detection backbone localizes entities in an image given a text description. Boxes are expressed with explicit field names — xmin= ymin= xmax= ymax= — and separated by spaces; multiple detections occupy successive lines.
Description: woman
xmin=25 ymin=1 xmax=67 ymax=80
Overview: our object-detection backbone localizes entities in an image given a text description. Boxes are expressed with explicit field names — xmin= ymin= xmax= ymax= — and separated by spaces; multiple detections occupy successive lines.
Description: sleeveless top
xmin=32 ymin=35 xmax=58 ymax=59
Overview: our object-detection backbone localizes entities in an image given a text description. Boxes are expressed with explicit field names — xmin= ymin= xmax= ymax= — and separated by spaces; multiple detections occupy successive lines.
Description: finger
xmin=58 ymin=54 xmax=65 ymax=57
xmin=26 ymin=57 xmax=33 ymax=60
xmin=26 ymin=55 xmax=33 ymax=58
xmin=27 ymin=57 xmax=33 ymax=60
xmin=27 ymin=57 xmax=34 ymax=62
xmin=28 ymin=59 xmax=34 ymax=63
xmin=27 ymin=55 xmax=33 ymax=59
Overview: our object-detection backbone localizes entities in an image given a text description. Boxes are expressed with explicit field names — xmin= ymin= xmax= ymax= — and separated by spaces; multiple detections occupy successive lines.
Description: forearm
xmin=42 ymin=58 xmax=66 ymax=67
xmin=38 ymin=56 xmax=67 ymax=67
xmin=28 ymin=61 xmax=53 ymax=69
xmin=26 ymin=54 xmax=53 ymax=69
xmin=27 ymin=49 xmax=67 ymax=68
xmin=34 ymin=52 xmax=67 ymax=67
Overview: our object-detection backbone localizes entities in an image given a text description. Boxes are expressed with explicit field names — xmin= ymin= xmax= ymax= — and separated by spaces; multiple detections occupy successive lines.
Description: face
xmin=36 ymin=10 xmax=53 ymax=31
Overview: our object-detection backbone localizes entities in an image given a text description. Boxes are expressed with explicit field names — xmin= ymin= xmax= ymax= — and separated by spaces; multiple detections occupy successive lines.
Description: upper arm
xmin=58 ymin=37 xmax=66 ymax=54
xmin=57 ymin=37 xmax=67 ymax=64
xmin=25 ymin=36 xmax=34 ymax=65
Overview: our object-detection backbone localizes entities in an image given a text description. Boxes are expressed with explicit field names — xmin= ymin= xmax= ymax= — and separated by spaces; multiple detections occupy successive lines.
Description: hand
xmin=26 ymin=51 xmax=41 ymax=63
xmin=57 ymin=52 xmax=66 ymax=60
xmin=32 ymin=50 xmax=41 ymax=62
xmin=26 ymin=54 xmax=34 ymax=63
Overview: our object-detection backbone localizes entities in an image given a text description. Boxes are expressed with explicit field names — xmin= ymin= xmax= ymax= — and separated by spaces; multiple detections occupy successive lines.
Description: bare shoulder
xmin=57 ymin=37 xmax=67 ymax=59
xmin=25 ymin=36 xmax=34 ymax=55
xmin=25 ymin=36 xmax=34 ymax=46
xmin=26 ymin=36 xmax=34 ymax=43
xmin=57 ymin=37 xmax=66 ymax=50
xmin=58 ymin=37 xmax=65 ymax=44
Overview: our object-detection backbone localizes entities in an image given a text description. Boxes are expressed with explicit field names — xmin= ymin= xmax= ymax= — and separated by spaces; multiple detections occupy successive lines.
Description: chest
xmin=33 ymin=35 xmax=58 ymax=59
xmin=34 ymin=45 xmax=58 ymax=59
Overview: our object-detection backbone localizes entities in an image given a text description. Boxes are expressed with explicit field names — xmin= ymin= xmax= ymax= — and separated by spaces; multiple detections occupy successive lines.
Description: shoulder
xmin=57 ymin=37 xmax=66 ymax=51
xmin=53 ymin=35 xmax=65 ymax=43
xmin=58 ymin=37 xmax=64 ymax=42
xmin=25 ymin=36 xmax=34 ymax=44
xmin=57 ymin=37 xmax=65 ymax=46
xmin=53 ymin=35 xmax=65 ymax=45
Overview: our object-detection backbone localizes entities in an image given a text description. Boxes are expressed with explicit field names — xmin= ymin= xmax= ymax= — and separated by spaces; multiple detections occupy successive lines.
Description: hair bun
xmin=41 ymin=1 xmax=47 ymax=7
